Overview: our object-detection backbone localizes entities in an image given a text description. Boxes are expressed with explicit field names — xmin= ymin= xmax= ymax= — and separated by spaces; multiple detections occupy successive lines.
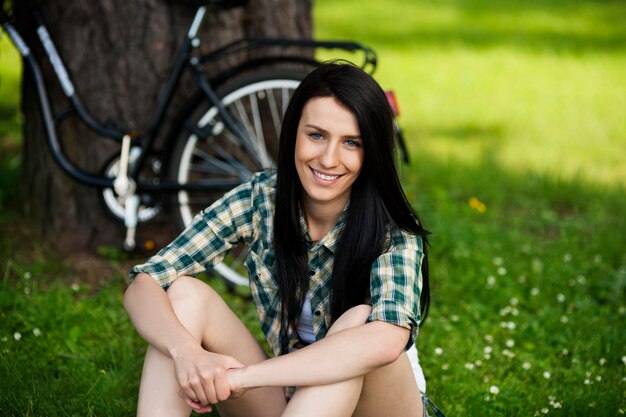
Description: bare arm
xmin=229 ymin=320 xmax=409 ymax=391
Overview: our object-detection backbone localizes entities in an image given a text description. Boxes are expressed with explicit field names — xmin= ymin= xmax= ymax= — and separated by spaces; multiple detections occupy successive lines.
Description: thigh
xmin=167 ymin=276 xmax=287 ymax=417
xmin=352 ymin=352 xmax=423 ymax=417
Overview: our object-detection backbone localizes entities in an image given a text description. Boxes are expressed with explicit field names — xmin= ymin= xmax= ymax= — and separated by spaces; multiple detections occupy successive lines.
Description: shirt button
xmin=254 ymin=274 xmax=260 ymax=281
xmin=309 ymin=270 xmax=315 ymax=276
xmin=314 ymin=310 xmax=321 ymax=316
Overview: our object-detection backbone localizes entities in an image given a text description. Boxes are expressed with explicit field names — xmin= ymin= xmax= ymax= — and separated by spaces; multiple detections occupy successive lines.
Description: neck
xmin=301 ymin=198 xmax=346 ymax=241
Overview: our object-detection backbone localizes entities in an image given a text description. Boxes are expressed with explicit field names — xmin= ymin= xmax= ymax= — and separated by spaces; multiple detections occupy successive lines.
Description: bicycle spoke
xmin=266 ymin=88 xmax=282 ymax=141
xmin=248 ymin=93 xmax=272 ymax=168
xmin=191 ymin=147 xmax=240 ymax=176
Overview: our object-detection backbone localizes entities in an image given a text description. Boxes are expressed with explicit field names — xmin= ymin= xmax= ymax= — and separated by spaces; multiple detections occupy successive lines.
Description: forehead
xmin=299 ymin=97 xmax=360 ymax=135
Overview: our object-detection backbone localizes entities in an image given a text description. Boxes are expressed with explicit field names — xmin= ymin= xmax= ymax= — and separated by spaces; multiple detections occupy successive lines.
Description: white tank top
xmin=297 ymin=294 xmax=427 ymax=393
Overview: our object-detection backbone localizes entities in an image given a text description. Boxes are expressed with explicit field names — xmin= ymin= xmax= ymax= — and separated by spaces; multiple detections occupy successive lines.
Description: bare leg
xmin=281 ymin=305 xmax=423 ymax=417
xmin=136 ymin=276 xmax=286 ymax=417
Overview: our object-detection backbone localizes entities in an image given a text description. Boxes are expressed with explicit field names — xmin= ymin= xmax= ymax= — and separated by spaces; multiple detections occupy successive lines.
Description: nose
xmin=319 ymin=141 xmax=340 ymax=168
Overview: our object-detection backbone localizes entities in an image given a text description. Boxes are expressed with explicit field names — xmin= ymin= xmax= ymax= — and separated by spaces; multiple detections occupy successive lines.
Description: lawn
xmin=1 ymin=0 xmax=625 ymax=415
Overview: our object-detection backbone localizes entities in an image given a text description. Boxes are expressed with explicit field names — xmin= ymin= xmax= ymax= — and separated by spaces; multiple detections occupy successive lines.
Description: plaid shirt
xmin=129 ymin=171 xmax=424 ymax=358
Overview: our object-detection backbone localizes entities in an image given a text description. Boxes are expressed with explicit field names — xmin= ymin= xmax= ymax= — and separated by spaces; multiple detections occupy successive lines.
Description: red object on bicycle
xmin=385 ymin=90 xmax=400 ymax=117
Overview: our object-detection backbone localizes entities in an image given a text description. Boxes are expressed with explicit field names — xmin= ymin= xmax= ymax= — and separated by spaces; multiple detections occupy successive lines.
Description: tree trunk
xmin=18 ymin=0 xmax=312 ymax=253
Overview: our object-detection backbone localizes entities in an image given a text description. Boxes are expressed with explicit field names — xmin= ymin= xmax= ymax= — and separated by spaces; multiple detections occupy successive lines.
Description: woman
xmin=124 ymin=62 xmax=431 ymax=417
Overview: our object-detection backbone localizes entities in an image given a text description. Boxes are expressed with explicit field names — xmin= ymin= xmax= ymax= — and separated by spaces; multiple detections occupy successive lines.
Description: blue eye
xmin=345 ymin=139 xmax=361 ymax=148
xmin=309 ymin=133 xmax=323 ymax=140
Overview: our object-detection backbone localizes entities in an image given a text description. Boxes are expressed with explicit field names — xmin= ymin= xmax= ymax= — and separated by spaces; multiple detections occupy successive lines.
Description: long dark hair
xmin=274 ymin=62 xmax=430 ymax=339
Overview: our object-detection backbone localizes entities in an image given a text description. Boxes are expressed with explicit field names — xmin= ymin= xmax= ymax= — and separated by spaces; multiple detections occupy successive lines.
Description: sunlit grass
xmin=315 ymin=0 xmax=626 ymax=186
xmin=0 ymin=0 xmax=625 ymax=415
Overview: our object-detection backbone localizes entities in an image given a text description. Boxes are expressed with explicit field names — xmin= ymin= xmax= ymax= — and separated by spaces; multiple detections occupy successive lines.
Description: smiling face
xmin=295 ymin=96 xmax=365 ymax=216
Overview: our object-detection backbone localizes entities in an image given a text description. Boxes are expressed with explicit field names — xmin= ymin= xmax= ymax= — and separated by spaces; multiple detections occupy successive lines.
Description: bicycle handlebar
xmin=197 ymin=37 xmax=378 ymax=74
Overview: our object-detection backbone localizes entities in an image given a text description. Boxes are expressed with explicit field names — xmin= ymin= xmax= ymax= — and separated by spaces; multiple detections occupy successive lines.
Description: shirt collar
xmin=299 ymin=202 xmax=350 ymax=254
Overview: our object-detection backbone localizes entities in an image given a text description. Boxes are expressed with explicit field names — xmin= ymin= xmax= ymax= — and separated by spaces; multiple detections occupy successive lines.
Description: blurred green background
xmin=1 ymin=0 xmax=625 ymax=415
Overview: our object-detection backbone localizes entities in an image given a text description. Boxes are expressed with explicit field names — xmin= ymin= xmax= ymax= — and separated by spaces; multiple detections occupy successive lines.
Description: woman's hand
xmin=227 ymin=366 xmax=252 ymax=399
xmin=172 ymin=341 xmax=244 ymax=413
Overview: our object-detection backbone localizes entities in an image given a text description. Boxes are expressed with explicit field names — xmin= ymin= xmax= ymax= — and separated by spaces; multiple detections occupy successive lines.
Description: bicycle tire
xmin=169 ymin=67 xmax=312 ymax=287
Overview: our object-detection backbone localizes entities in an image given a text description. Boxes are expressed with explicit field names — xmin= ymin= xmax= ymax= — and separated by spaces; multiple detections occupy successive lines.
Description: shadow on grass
xmin=325 ymin=0 xmax=626 ymax=54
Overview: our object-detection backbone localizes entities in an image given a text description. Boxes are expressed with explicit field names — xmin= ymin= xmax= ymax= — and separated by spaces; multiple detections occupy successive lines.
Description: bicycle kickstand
xmin=113 ymin=134 xmax=140 ymax=251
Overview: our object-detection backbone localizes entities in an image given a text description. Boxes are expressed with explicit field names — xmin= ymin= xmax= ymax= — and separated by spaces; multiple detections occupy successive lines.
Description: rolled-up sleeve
xmin=367 ymin=233 xmax=424 ymax=350
xmin=128 ymin=177 xmax=257 ymax=289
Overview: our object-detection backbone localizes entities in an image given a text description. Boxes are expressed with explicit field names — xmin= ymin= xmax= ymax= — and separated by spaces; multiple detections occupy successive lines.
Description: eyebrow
xmin=304 ymin=124 xmax=361 ymax=139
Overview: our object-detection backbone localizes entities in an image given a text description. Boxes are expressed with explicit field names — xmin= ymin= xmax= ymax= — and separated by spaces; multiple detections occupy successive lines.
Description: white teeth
xmin=313 ymin=169 xmax=338 ymax=181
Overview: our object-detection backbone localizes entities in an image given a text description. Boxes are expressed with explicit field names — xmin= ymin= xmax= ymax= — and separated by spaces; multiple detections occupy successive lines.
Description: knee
xmin=166 ymin=276 xmax=217 ymax=314
xmin=327 ymin=304 xmax=372 ymax=336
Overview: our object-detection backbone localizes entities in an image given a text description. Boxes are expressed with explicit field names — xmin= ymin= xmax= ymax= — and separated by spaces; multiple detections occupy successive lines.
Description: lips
xmin=311 ymin=167 xmax=342 ymax=182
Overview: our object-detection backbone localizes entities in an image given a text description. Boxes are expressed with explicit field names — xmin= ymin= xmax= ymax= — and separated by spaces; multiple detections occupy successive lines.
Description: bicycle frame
xmin=0 ymin=2 xmax=378 ymax=193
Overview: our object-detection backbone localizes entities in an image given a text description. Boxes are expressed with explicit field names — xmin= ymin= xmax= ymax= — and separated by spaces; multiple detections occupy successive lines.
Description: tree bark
xmin=18 ymin=0 xmax=312 ymax=252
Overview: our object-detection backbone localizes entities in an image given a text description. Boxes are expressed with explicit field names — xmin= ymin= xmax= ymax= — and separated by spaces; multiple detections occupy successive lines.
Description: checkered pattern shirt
xmin=129 ymin=171 xmax=424 ymax=358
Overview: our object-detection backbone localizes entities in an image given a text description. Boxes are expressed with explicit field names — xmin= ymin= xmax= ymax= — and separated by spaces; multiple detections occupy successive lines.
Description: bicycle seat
xmin=174 ymin=0 xmax=248 ymax=9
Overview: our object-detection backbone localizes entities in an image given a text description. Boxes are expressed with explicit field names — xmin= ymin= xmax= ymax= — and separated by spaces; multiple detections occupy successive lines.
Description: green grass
xmin=2 ymin=0 xmax=626 ymax=415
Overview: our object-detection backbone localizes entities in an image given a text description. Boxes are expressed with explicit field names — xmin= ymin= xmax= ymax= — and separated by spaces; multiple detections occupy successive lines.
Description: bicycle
xmin=0 ymin=0 xmax=410 ymax=288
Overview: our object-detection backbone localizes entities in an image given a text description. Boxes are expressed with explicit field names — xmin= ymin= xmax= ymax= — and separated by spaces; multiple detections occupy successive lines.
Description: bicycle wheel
xmin=169 ymin=68 xmax=311 ymax=287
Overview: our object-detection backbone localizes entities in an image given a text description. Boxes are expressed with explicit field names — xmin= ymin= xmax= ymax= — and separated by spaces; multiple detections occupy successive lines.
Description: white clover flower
xmin=23 ymin=271 xmax=32 ymax=280
xmin=541 ymin=407 xmax=549 ymax=414
xmin=487 ymin=276 xmax=496 ymax=287
xmin=543 ymin=371 xmax=551 ymax=379
xmin=576 ymin=275 xmax=586 ymax=284
xmin=493 ymin=257 xmax=503 ymax=266
xmin=557 ymin=293 xmax=566 ymax=303
xmin=552 ymin=402 xmax=562 ymax=409
xmin=548 ymin=396 xmax=556 ymax=402
xmin=500 ymin=307 xmax=511 ymax=316
xmin=489 ymin=385 xmax=500 ymax=395
xmin=599 ymin=358 xmax=606 ymax=366
xmin=563 ymin=253 xmax=572 ymax=262
xmin=71 ymin=283 xmax=80 ymax=292
xmin=561 ymin=348 xmax=569 ymax=356
xmin=441 ymin=363 xmax=449 ymax=370
xmin=506 ymin=339 xmax=515 ymax=348
xmin=484 ymin=346 xmax=493 ymax=354
xmin=32 ymin=328 xmax=41 ymax=337
xmin=474 ymin=360 xmax=483 ymax=367
xmin=522 ymin=362 xmax=532 ymax=370
xmin=434 ymin=347 xmax=443 ymax=356
xmin=24 ymin=287 xmax=31 ymax=295
xmin=595 ymin=375 xmax=602 ymax=382
xmin=484 ymin=353 xmax=492 ymax=360
xmin=502 ymin=349 xmax=515 ymax=358
xmin=464 ymin=362 xmax=475 ymax=370
xmin=484 ymin=334 xmax=494 ymax=343
xmin=506 ymin=321 xmax=516 ymax=330
xmin=497 ymin=267 xmax=507 ymax=276
xmin=584 ymin=378 xmax=591 ymax=385
xmin=531 ymin=288 xmax=540 ymax=296
xmin=510 ymin=297 xmax=519 ymax=306
xmin=13 ymin=332 xmax=21 ymax=341
xmin=511 ymin=308 xmax=519 ymax=316
xmin=450 ymin=314 xmax=459 ymax=322
xmin=560 ymin=315 xmax=568 ymax=323
xmin=622 ymin=356 xmax=626 ymax=366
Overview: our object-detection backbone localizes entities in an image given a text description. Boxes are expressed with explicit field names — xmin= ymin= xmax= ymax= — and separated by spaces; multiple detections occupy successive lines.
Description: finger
xmin=179 ymin=384 xmax=200 ymax=405
xmin=191 ymin=379 xmax=210 ymax=406
xmin=184 ymin=396 xmax=212 ymax=413
xmin=200 ymin=373 xmax=219 ymax=404
xmin=225 ymin=356 xmax=245 ymax=369
xmin=213 ymin=370 xmax=232 ymax=402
